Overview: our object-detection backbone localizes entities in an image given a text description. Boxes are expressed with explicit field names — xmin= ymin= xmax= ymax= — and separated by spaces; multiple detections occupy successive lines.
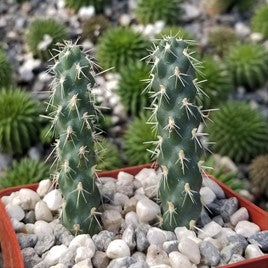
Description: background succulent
xmin=65 ymin=0 xmax=109 ymax=13
xmin=96 ymin=138 xmax=122 ymax=171
xmin=40 ymin=125 xmax=54 ymax=145
xmin=225 ymin=43 xmax=268 ymax=90
xmin=124 ymin=113 xmax=156 ymax=165
xmin=157 ymin=26 xmax=194 ymax=43
xmin=97 ymin=27 xmax=150 ymax=71
xmin=208 ymin=26 xmax=238 ymax=56
xmin=82 ymin=15 xmax=109 ymax=43
xmin=135 ymin=0 xmax=181 ymax=25
xmin=0 ymin=158 xmax=50 ymax=189
xmin=197 ymin=56 xmax=233 ymax=109
xmin=249 ymin=154 xmax=268 ymax=198
xmin=251 ymin=4 xmax=268 ymax=38
xmin=207 ymin=102 xmax=268 ymax=163
xmin=117 ymin=62 xmax=150 ymax=116
xmin=26 ymin=18 xmax=68 ymax=60
xmin=0 ymin=88 xmax=41 ymax=154
xmin=234 ymin=0 xmax=255 ymax=12
xmin=0 ymin=49 xmax=13 ymax=88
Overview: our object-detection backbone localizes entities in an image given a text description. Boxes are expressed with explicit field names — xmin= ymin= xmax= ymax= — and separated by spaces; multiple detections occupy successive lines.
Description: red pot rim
xmin=0 ymin=163 xmax=267 ymax=268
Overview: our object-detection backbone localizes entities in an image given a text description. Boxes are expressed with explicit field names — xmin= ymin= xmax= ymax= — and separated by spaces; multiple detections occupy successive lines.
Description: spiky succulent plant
xmin=0 ymin=49 xmax=13 ymax=88
xmin=208 ymin=26 xmax=238 ymax=56
xmin=135 ymin=0 xmax=182 ymax=25
xmin=251 ymin=4 xmax=268 ymax=38
xmin=82 ymin=15 xmax=109 ymax=43
xmin=40 ymin=125 xmax=54 ymax=145
xmin=225 ymin=43 xmax=268 ymax=90
xmin=197 ymin=56 xmax=232 ymax=109
xmin=26 ymin=18 xmax=68 ymax=60
xmin=96 ymin=138 xmax=122 ymax=171
xmin=0 ymin=88 xmax=40 ymax=154
xmin=0 ymin=158 xmax=50 ymax=189
xmin=148 ymin=37 xmax=209 ymax=230
xmin=117 ymin=62 xmax=150 ymax=116
xmin=207 ymin=102 xmax=268 ymax=163
xmin=124 ymin=113 xmax=157 ymax=165
xmin=47 ymin=43 xmax=101 ymax=235
xmin=249 ymin=154 xmax=268 ymax=198
xmin=97 ymin=27 xmax=150 ymax=71
xmin=201 ymin=0 xmax=232 ymax=16
xmin=65 ymin=0 xmax=109 ymax=13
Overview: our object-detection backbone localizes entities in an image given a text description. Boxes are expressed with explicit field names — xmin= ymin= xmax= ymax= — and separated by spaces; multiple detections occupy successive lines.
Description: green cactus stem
xmin=148 ymin=37 xmax=207 ymax=230
xmin=47 ymin=42 xmax=101 ymax=235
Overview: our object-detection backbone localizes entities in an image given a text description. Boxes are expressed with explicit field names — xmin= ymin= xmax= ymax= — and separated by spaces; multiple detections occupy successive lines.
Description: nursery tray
xmin=0 ymin=163 xmax=267 ymax=268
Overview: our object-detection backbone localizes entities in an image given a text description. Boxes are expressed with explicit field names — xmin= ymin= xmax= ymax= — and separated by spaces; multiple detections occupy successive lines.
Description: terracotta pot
xmin=0 ymin=164 xmax=267 ymax=268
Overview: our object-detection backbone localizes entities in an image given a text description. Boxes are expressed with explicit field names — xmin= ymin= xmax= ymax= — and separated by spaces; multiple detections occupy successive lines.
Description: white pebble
xmin=75 ymin=246 xmax=95 ymax=263
xmin=230 ymin=207 xmax=249 ymax=226
xmin=117 ymin=171 xmax=134 ymax=183
xmin=106 ymin=239 xmax=130 ymax=259
xmin=5 ymin=204 xmax=25 ymax=221
xmin=146 ymin=245 xmax=170 ymax=266
xmin=101 ymin=209 xmax=122 ymax=232
xmin=235 ymin=221 xmax=260 ymax=238
xmin=43 ymin=189 xmax=62 ymax=211
xmin=178 ymin=237 xmax=200 ymax=264
xmin=125 ymin=211 xmax=139 ymax=227
xmin=18 ymin=189 xmax=40 ymax=210
xmin=78 ymin=6 xmax=95 ymax=20
xmin=11 ymin=218 xmax=25 ymax=232
xmin=35 ymin=200 xmax=53 ymax=222
xmin=69 ymin=234 xmax=95 ymax=250
xmin=245 ymin=244 xmax=264 ymax=259
xmin=43 ymin=245 xmax=68 ymax=266
xmin=175 ymin=227 xmax=196 ymax=242
xmin=199 ymin=221 xmax=222 ymax=239
xmin=36 ymin=179 xmax=52 ymax=197
xmin=136 ymin=196 xmax=160 ymax=223
xmin=169 ymin=252 xmax=192 ymax=268
xmin=25 ymin=223 xmax=35 ymax=234
xmin=34 ymin=220 xmax=53 ymax=235
xmin=147 ymin=227 xmax=167 ymax=246
xmin=1 ymin=196 xmax=9 ymax=206
xmin=200 ymin=187 xmax=216 ymax=205
xmin=73 ymin=259 xmax=92 ymax=268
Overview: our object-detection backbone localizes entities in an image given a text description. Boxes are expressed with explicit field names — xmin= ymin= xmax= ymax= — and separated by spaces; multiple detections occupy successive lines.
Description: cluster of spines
xmin=45 ymin=41 xmax=102 ymax=235
xmin=143 ymin=35 xmax=215 ymax=230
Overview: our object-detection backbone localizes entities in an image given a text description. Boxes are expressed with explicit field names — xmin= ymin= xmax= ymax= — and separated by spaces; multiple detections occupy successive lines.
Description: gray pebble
xmin=53 ymin=224 xmax=74 ymax=247
xmin=228 ymin=254 xmax=245 ymax=264
xmin=197 ymin=208 xmax=211 ymax=227
xmin=107 ymin=256 xmax=136 ymax=268
xmin=92 ymin=251 xmax=110 ymax=268
xmin=199 ymin=241 xmax=220 ymax=266
xmin=58 ymin=248 xmax=76 ymax=267
xmin=163 ymin=240 xmax=179 ymax=254
xmin=227 ymin=235 xmax=248 ymax=252
xmin=135 ymin=224 xmax=150 ymax=252
xmin=92 ymin=230 xmax=115 ymax=251
xmin=17 ymin=233 xmax=38 ymax=249
xmin=24 ymin=210 xmax=36 ymax=224
xmin=21 ymin=247 xmax=42 ymax=268
xmin=220 ymin=242 xmax=243 ymax=263
xmin=221 ymin=197 xmax=238 ymax=222
xmin=212 ymin=215 xmax=224 ymax=226
xmin=206 ymin=199 xmax=224 ymax=216
xmin=248 ymin=231 xmax=268 ymax=253
xmin=34 ymin=234 xmax=55 ymax=255
xmin=129 ymin=260 xmax=149 ymax=268
xmin=122 ymin=224 xmax=136 ymax=251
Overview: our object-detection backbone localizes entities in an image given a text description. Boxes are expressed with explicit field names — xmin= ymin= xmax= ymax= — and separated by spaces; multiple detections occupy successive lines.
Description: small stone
xmin=200 ymin=187 xmax=216 ymax=205
xmin=220 ymin=243 xmax=243 ymax=263
xmin=92 ymin=230 xmax=115 ymax=251
xmin=21 ymin=247 xmax=41 ymax=268
xmin=175 ymin=227 xmax=196 ymax=242
xmin=164 ymin=231 xmax=177 ymax=241
xmin=248 ymin=231 xmax=268 ymax=252
xmin=235 ymin=221 xmax=260 ymax=238
xmin=75 ymin=246 xmax=95 ymax=263
xmin=34 ymin=233 xmax=55 ymax=255
xmin=35 ymin=200 xmax=53 ymax=222
xmin=169 ymin=252 xmax=191 ymax=268
xmin=146 ymin=245 xmax=170 ymax=266
xmin=178 ymin=237 xmax=200 ymax=264
xmin=112 ymin=192 xmax=129 ymax=207
xmin=51 ymin=264 xmax=67 ymax=268
xmin=69 ymin=234 xmax=95 ymax=250
xmin=99 ymin=181 xmax=116 ymax=201
xmin=200 ymin=241 xmax=220 ymax=266
xmin=18 ymin=189 xmax=40 ymax=210
xmin=132 ymin=252 xmax=146 ymax=262
xmin=106 ymin=239 xmax=130 ymax=259
xmin=101 ymin=209 xmax=122 ymax=232
xmin=17 ymin=233 xmax=38 ymax=249
xmin=5 ymin=204 xmax=25 ymax=221
xmin=59 ymin=248 xmax=76 ymax=267
xmin=227 ymin=234 xmax=248 ymax=251
xmin=123 ymin=197 xmax=137 ymax=214
xmin=107 ymin=257 xmax=136 ymax=268
xmin=221 ymin=197 xmax=239 ymax=222
xmin=122 ymin=224 xmax=136 ymax=250
xmin=163 ymin=241 xmax=179 ymax=254
xmin=73 ymin=258 xmax=93 ymax=268
xmin=37 ymin=179 xmax=52 ymax=197
xmin=245 ymin=244 xmax=264 ymax=259
xmin=212 ymin=216 xmax=224 ymax=226
xmin=53 ymin=224 xmax=74 ymax=247
xmin=147 ymin=227 xmax=167 ymax=246
xmin=181 ymin=3 xmax=200 ymax=21
xmin=206 ymin=199 xmax=224 ymax=216
xmin=199 ymin=221 xmax=222 ymax=239
xmin=92 ymin=251 xmax=110 ymax=268
xmin=43 ymin=245 xmax=68 ymax=266
xmin=24 ymin=210 xmax=36 ymax=224
xmin=235 ymin=22 xmax=251 ymax=37
xmin=11 ymin=218 xmax=25 ymax=232
xmin=78 ymin=6 xmax=95 ymax=20
xmin=125 ymin=211 xmax=139 ymax=227
xmin=34 ymin=220 xmax=53 ymax=235
xmin=230 ymin=207 xmax=249 ymax=226
xmin=43 ymin=189 xmax=62 ymax=211
xmin=135 ymin=224 xmax=150 ymax=252
xmin=228 ymin=254 xmax=245 ymax=264
xmin=197 ymin=208 xmax=211 ymax=227
xmin=25 ymin=223 xmax=35 ymax=234
xmin=202 ymin=177 xmax=225 ymax=199
xmin=129 ymin=261 xmax=149 ymax=268
xmin=117 ymin=171 xmax=134 ymax=183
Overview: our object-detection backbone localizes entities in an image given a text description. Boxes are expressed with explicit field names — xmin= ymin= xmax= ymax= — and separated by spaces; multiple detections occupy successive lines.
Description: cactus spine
xmin=48 ymin=43 xmax=101 ymax=235
xmin=148 ymin=37 xmax=206 ymax=230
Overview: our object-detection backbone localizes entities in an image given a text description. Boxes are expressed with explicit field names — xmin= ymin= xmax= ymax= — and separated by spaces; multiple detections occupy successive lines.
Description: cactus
xmin=82 ymin=15 xmax=109 ymax=43
xmin=65 ymin=0 xmax=109 ymax=13
xmin=118 ymin=62 xmax=151 ymax=116
xmin=97 ymin=27 xmax=150 ymax=72
xmin=225 ymin=43 xmax=268 ymax=90
xmin=26 ymin=19 xmax=68 ymax=60
xmin=0 ymin=88 xmax=41 ymax=154
xmin=249 ymin=154 xmax=268 ymax=198
xmin=47 ymin=43 xmax=101 ymax=235
xmin=124 ymin=113 xmax=157 ymax=165
xmin=148 ymin=37 xmax=208 ymax=230
xmin=135 ymin=0 xmax=182 ymax=25
xmin=157 ymin=26 xmax=194 ymax=42
xmin=0 ymin=49 xmax=13 ymax=88
xmin=207 ymin=102 xmax=268 ymax=163
xmin=0 ymin=158 xmax=49 ymax=189
xmin=251 ymin=4 xmax=268 ymax=38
